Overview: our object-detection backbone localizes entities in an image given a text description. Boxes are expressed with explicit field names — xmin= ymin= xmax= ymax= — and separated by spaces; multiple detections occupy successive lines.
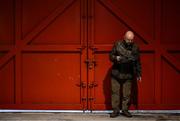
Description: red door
xmin=0 ymin=0 xmax=180 ymax=110
xmin=88 ymin=0 xmax=180 ymax=110
xmin=0 ymin=0 xmax=88 ymax=110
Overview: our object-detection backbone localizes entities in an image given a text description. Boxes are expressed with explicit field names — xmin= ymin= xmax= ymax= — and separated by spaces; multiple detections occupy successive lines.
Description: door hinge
xmin=76 ymin=81 xmax=86 ymax=88
xmin=88 ymin=81 xmax=98 ymax=88
xmin=77 ymin=45 xmax=86 ymax=53
xmin=84 ymin=59 xmax=97 ymax=69
xmin=88 ymin=97 xmax=95 ymax=101
xmin=81 ymin=97 xmax=87 ymax=101
xmin=89 ymin=46 xmax=98 ymax=53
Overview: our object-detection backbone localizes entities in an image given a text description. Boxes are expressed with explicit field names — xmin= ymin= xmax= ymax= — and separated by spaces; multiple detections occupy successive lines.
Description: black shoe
xmin=122 ymin=110 xmax=132 ymax=117
xmin=110 ymin=111 xmax=119 ymax=118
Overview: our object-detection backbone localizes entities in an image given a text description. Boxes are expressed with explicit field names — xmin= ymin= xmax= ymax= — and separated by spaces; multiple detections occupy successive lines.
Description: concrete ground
xmin=0 ymin=112 xmax=180 ymax=121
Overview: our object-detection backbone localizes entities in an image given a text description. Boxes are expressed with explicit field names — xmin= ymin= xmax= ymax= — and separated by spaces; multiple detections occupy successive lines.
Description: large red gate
xmin=0 ymin=0 xmax=179 ymax=110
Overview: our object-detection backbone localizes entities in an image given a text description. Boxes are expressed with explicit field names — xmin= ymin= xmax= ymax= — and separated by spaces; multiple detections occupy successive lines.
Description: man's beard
xmin=126 ymin=42 xmax=133 ymax=46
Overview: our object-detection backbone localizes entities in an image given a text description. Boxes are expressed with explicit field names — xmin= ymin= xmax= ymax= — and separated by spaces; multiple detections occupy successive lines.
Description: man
xmin=109 ymin=31 xmax=142 ymax=118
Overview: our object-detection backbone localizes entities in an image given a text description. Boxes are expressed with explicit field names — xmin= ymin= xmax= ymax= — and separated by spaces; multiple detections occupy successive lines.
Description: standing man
xmin=109 ymin=31 xmax=142 ymax=118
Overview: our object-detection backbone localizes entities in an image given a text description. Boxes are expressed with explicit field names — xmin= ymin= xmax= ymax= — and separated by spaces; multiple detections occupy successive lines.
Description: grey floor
xmin=0 ymin=112 xmax=180 ymax=121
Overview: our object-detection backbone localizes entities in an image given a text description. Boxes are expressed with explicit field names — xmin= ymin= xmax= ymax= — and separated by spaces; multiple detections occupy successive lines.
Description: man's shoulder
xmin=132 ymin=43 xmax=140 ymax=52
xmin=114 ymin=40 xmax=123 ymax=46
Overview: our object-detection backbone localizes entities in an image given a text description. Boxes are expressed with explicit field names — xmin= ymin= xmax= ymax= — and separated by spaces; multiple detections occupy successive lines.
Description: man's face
xmin=124 ymin=31 xmax=134 ymax=44
xmin=125 ymin=39 xmax=133 ymax=44
xmin=125 ymin=36 xmax=134 ymax=45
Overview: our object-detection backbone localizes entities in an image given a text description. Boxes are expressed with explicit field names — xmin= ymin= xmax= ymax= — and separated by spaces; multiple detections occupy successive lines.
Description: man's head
xmin=124 ymin=31 xmax=134 ymax=44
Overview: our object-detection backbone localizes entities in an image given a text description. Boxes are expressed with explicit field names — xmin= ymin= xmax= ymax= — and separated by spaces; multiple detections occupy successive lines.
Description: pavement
xmin=0 ymin=112 xmax=180 ymax=121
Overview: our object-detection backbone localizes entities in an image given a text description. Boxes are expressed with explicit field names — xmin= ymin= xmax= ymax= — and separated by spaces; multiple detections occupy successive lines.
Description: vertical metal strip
xmin=154 ymin=0 xmax=162 ymax=105
xmin=80 ymin=0 xmax=88 ymax=110
xmin=87 ymin=0 xmax=96 ymax=111
xmin=15 ymin=0 xmax=22 ymax=104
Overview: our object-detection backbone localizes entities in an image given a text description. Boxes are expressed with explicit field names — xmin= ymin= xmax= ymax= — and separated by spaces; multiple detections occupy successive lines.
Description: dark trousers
xmin=111 ymin=77 xmax=132 ymax=111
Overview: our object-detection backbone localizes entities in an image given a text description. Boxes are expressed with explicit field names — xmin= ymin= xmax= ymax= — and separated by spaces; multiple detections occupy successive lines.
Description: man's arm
xmin=109 ymin=42 xmax=118 ymax=63
xmin=116 ymin=43 xmax=137 ymax=62
xmin=109 ymin=42 xmax=132 ymax=63
xmin=110 ymin=41 xmax=138 ymax=63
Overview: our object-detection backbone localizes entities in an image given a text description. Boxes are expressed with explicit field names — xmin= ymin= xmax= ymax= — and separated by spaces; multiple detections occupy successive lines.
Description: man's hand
xmin=137 ymin=76 xmax=142 ymax=82
xmin=116 ymin=56 xmax=121 ymax=61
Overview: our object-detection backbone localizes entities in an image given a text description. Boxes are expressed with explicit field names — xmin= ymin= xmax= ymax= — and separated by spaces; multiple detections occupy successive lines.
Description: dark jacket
xmin=109 ymin=40 xmax=141 ymax=80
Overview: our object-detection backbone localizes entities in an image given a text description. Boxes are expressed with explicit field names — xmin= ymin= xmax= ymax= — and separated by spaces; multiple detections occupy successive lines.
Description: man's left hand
xmin=137 ymin=76 xmax=142 ymax=82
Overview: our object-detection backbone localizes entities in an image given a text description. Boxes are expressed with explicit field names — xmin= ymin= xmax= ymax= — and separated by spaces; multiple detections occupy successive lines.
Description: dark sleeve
xmin=109 ymin=42 xmax=117 ymax=63
xmin=135 ymin=46 xmax=142 ymax=77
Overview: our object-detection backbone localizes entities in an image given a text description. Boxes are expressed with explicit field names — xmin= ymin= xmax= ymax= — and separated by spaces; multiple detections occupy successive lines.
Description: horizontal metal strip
xmin=164 ymin=45 xmax=180 ymax=51
xmin=0 ymin=110 xmax=180 ymax=113
xmin=22 ymin=45 xmax=84 ymax=52
xmin=91 ymin=44 xmax=155 ymax=52
xmin=0 ymin=45 xmax=15 ymax=51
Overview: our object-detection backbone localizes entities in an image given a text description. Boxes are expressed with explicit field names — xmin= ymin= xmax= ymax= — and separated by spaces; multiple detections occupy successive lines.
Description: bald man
xmin=109 ymin=31 xmax=142 ymax=118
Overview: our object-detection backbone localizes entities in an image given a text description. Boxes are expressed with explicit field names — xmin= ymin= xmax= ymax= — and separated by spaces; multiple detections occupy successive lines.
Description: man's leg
xmin=122 ymin=80 xmax=132 ymax=117
xmin=110 ymin=77 xmax=120 ymax=118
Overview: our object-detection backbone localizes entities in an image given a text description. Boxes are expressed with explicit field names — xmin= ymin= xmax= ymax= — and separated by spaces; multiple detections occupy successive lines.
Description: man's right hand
xmin=116 ymin=56 xmax=121 ymax=61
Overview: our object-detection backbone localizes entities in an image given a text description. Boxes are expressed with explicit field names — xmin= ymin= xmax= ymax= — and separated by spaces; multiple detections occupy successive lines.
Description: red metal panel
xmin=94 ymin=0 xmax=149 ymax=45
xmin=109 ymin=0 xmax=155 ymax=41
xmin=170 ymin=53 xmax=180 ymax=61
xmin=0 ymin=0 xmax=14 ymax=45
xmin=138 ymin=53 xmax=155 ymax=105
xmin=22 ymin=0 xmax=66 ymax=38
xmin=94 ymin=1 xmax=128 ymax=44
xmin=162 ymin=57 xmax=180 ymax=105
xmin=162 ymin=0 xmax=180 ymax=44
xmin=29 ymin=0 xmax=81 ymax=44
xmin=22 ymin=53 xmax=81 ymax=104
xmin=0 ymin=58 xmax=15 ymax=104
